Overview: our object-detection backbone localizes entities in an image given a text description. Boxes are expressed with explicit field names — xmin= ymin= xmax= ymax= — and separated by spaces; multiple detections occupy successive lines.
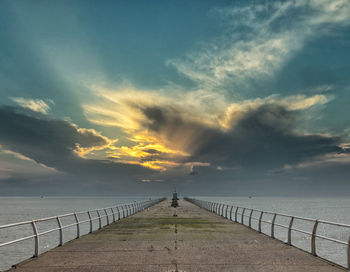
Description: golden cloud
xmin=80 ymin=85 xmax=332 ymax=171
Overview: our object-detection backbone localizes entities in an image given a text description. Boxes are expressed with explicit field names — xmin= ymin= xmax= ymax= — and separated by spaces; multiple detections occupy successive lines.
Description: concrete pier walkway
xmin=8 ymin=199 xmax=344 ymax=272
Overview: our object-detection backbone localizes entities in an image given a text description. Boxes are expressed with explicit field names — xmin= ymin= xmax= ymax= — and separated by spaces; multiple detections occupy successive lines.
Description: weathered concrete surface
xmin=8 ymin=200 xmax=344 ymax=272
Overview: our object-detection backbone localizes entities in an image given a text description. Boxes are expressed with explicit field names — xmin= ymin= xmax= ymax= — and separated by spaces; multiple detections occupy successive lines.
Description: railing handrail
xmin=0 ymin=200 xmax=159 ymax=228
xmin=0 ymin=197 xmax=166 ymax=269
xmin=185 ymin=197 xmax=350 ymax=270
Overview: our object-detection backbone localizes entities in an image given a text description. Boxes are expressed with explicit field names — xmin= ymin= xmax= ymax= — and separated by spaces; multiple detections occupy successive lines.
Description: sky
xmin=0 ymin=0 xmax=350 ymax=196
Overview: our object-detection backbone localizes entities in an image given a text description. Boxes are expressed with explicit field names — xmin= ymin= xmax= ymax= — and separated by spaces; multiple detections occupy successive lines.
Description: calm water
xmin=1 ymin=196 xmax=350 ymax=270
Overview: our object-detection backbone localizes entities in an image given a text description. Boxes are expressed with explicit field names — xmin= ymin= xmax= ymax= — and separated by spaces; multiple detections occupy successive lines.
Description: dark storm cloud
xmin=0 ymin=106 xmax=153 ymax=182
xmin=0 ymin=106 xmax=107 ymax=164
xmin=139 ymin=103 xmax=343 ymax=170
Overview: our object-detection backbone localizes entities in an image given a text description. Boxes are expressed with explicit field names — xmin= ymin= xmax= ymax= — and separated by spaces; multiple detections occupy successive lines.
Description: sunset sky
xmin=1 ymin=0 xmax=350 ymax=196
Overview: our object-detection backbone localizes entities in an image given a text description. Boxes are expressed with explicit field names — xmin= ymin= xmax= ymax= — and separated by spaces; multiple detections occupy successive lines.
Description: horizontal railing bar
xmin=37 ymin=213 xmax=74 ymax=221
xmin=74 ymin=211 xmax=88 ymax=215
xmin=39 ymin=227 xmax=60 ymax=236
xmin=259 ymin=211 xmax=315 ymax=221
xmin=78 ymin=219 xmax=91 ymax=224
xmin=318 ymin=220 xmax=350 ymax=228
xmin=315 ymin=234 xmax=348 ymax=245
xmin=0 ymin=235 xmax=36 ymax=247
xmin=0 ymin=203 xmax=138 ymax=227
xmin=61 ymin=222 xmax=81 ymax=230
xmin=0 ymin=221 xmax=32 ymax=229
xmin=291 ymin=227 xmax=312 ymax=236
xmin=217 ymin=204 xmax=324 ymax=223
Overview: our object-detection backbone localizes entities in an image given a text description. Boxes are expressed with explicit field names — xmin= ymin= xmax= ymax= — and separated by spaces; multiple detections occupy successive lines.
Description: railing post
xmin=241 ymin=208 xmax=246 ymax=224
xmin=249 ymin=209 xmax=253 ymax=228
xmin=56 ymin=216 xmax=63 ymax=246
xmin=74 ymin=213 xmax=80 ymax=238
xmin=311 ymin=220 xmax=319 ymax=256
xmin=97 ymin=210 xmax=102 ymax=229
xmin=87 ymin=211 xmax=93 ymax=233
xmin=258 ymin=211 xmax=263 ymax=233
xmin=122 ymin=206 xmax=125 ymax=218
xmin=225 ymin=205 xmax=229 ymax=218
xmin=125 ymin=205 xmax=128 ymax=217
xmin=348 ymin=236 xmax=350 ymax=271
xmin=111 ymin=207 xmax=115 ymax=222
xmin=229 ymin=206 xmax=234 ymax=220
xmin=271 ymin=213 xmax=277 ymax=238
xmin=288 ymin=216 xmax=294 ymax=245
xmin=126 ymin=205 xmax=130 ymax=217
xmin=116 ymin=206 xmax=120 ymax=220
xmin=104 ymin=209 xmax=109 ymax=225
xmin=31 ymin=221 xmax=39 ymax=257
xmin=235 ymin=207 xmax=239 ymax=222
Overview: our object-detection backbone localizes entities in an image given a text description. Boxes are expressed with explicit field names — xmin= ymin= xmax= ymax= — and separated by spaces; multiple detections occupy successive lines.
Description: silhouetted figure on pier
xmin=171 ymin=189 xmax=179 ymax=208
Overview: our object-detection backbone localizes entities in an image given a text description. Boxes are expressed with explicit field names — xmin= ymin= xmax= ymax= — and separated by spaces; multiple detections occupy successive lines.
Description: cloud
xmin=1 ymin=148 xmax=34 ymax=162
xmin=141 ymin=178 xmax=163 ymax=183
xmin=218 ymin=94 xmax=331 ymax=130
xmin=0 ymin=147 xmax=58 ymax=180
xmin=137 ymin=102 xmax=342 ymax=170
xmin=167 ymin=0 xmax=350 ymax=91
xmin=107 ymin=135 xmax=188 ymax=171
xmin=0 ymin=106 xmax=154 ymax=184
xmin=11 ymin=97 xmax=53 ymax=114
xmin=81 ymin=88 xmax=341 ymax=173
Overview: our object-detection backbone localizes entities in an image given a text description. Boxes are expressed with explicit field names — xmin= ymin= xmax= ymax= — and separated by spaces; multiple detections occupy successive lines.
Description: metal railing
xmin=0 ymin=198 xmax=165 ymax=267
xmin=185 ymin=197 xmax=350 ymax=270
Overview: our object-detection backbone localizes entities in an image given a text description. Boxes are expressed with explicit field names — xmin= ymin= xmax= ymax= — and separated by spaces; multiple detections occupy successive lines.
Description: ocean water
xmin=0 ymin=196 xmax=350 ymax=271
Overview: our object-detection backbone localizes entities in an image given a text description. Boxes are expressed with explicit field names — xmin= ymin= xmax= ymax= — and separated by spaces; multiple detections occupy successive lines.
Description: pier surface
xmin=8 ymin=200 xmax=344 ymax=272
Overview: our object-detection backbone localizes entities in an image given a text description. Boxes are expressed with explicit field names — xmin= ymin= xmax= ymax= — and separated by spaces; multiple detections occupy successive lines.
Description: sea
xmin=0 ymin=196 xmax=350 ymax=271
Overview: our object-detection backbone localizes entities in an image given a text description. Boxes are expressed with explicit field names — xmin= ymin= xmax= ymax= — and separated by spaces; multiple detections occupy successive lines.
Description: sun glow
xmin=108 ymin=132 xmax=189 ymax=171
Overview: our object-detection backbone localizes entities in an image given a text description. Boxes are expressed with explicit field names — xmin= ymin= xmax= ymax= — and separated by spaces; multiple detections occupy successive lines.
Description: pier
xmin=5 ymin=199 xmax=345 ymax=272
